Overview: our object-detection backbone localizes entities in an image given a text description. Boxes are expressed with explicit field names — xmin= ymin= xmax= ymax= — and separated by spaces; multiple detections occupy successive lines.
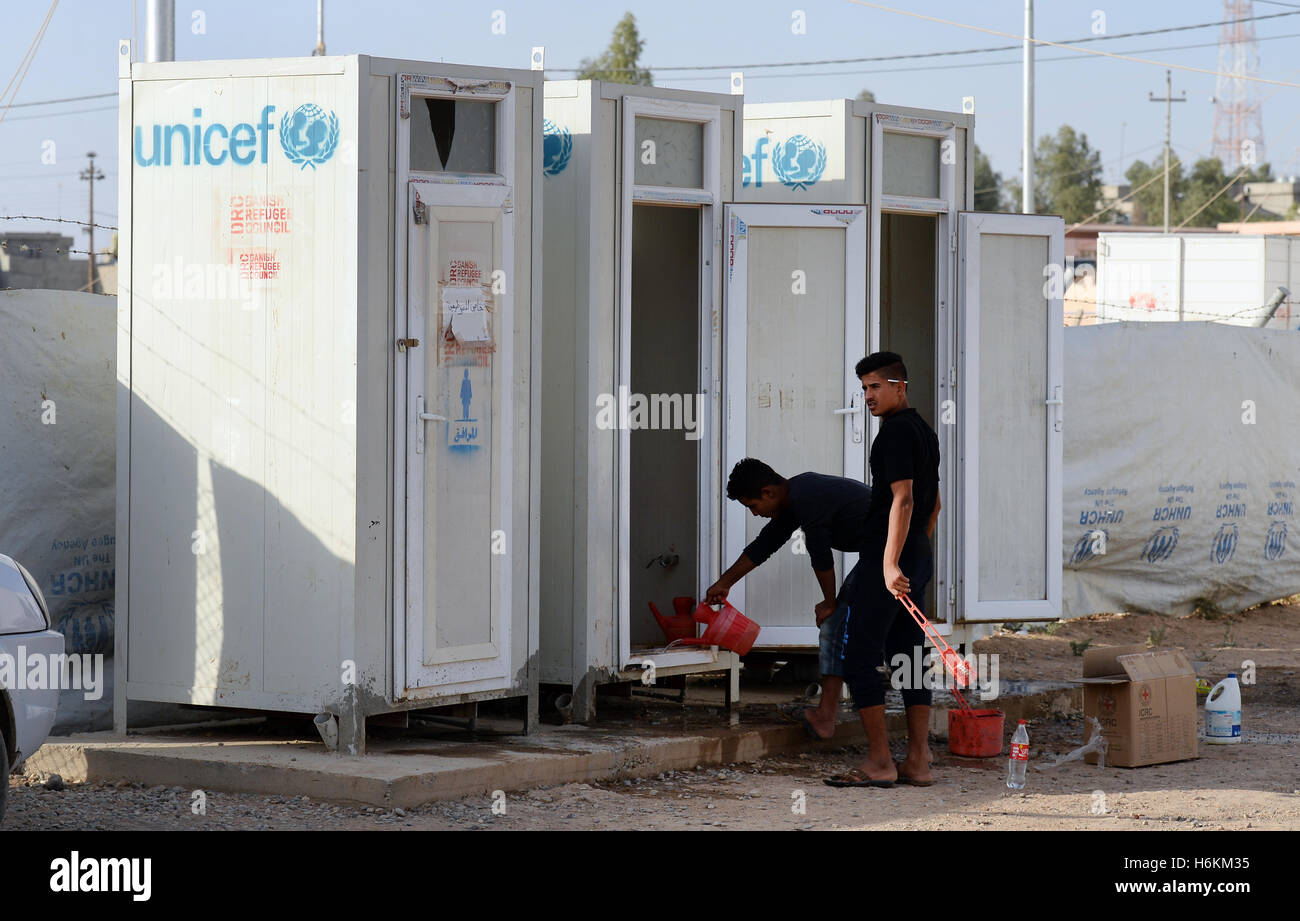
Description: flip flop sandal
xmin=893 ymin=762 xmax=935 ymax=786
xmin=823 ymin=769 xmax=894 ymax=788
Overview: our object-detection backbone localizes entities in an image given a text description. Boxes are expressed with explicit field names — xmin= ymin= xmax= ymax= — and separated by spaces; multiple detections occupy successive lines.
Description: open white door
xmin=722 ymin=204 xmax=867 ymax=647
xmin=956 ymin=211 xmax=1064 ymax=622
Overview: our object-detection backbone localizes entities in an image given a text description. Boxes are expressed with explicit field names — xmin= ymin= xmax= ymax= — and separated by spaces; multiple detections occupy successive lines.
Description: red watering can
xmin=666 ymin=601 xmax=761 ymax=656
xmin=648 ymin=596 xmax=697 ymax=644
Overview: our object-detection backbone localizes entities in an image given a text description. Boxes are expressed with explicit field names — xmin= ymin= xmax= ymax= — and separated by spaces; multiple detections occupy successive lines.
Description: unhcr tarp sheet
xmin=1063 ymin=321 xmax=1300 ymax=617
xmin=0 ymin=289 xmax=115 ymax=651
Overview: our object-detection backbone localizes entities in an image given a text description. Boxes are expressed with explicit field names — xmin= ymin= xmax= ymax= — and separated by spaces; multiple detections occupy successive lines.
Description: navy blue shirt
xmin=742 ymin=472 xmax=872 ymax=572
xmin=864 ymin=408 xmax=940 ymax=553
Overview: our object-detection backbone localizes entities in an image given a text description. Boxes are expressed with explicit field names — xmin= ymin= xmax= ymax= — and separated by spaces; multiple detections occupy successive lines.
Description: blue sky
xmin=3 ymin=0 xmax=1299 ymax=241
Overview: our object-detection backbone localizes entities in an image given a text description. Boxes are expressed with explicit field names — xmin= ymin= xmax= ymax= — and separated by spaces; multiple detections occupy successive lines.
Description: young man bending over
xmin=705 ymin=459 xmax=872 ymax=740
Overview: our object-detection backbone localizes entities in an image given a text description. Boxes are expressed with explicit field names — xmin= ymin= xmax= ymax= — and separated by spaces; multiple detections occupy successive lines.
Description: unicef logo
xmin=1141 ymin=526 xmax=1179 ymax=563
xmin=279 ymin=103 xmax=340 ymax=170
xmin=1210 ymin=523 xmax=1238 ymax=565
xmin=1264 ymin=521 xmax=1287 ymax=561
xmin=543 ymin=119 xmax=572 ymax=176
xmin=771 ymin=135 xmax=827 ymax=190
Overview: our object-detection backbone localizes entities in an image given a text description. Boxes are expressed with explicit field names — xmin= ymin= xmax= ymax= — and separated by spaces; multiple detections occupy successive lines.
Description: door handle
xmin=416 ymin=395 xmax=447 ymax=454
xmin=834 ymin=391 xmax=864 ymax=444
xmin=1045 ymin=386 xmax=1063 ymax=432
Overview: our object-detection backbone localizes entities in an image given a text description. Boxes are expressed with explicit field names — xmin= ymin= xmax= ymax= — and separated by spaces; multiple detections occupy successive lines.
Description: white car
xmin=0 ymin=553 xmax=62 ymax=823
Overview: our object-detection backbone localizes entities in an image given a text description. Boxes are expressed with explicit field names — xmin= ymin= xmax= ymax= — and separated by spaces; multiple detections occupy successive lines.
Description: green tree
xmin=856 ymin=88 xmax=876 ymax=103
xmin=973 ymin=144 xmax=1004 ymax=212
xmin=577 ymin=12 xmax=652 ymax=85
xmin=1006 ymin=125 xmax=1103 ymax=221
xmin=1125 ymin=155 xmax=1273 ymax=226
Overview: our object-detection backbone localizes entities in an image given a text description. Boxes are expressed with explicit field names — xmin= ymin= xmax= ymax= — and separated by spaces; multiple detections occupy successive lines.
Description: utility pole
xmin=80 ymin=151 xmax=105 ymax=294
xmin=312 ymin=0 xmax=326 ymax=56
xmin=146 ymin=0 xmax=175 ymax=63
xmin=1149 ymin=69 xmax=1186 ymax=232
xmin=1022 ymin=0 xmax=1034 ymax=213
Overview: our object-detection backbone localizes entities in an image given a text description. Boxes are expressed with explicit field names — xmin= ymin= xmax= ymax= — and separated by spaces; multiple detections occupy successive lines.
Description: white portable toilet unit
xmin=540 ymin=82 xmax=742 ymax=721
xmin=729 ymin=98 xmax=1065 ymax=652
xmin=115 ymin=44 xmax=542 ymax=752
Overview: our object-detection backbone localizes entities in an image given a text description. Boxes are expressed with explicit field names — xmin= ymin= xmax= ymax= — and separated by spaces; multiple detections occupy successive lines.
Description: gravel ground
xmin=7 ymin=709 xmax=1297 ymax=831
xmin=7 ymin=607 xmax=1298 ymax=831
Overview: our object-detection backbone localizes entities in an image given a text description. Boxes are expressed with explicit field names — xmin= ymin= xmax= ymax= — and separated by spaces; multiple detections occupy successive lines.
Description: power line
xmin=0 ymin=1 xmax=60 ymax=127
xmin=551 ymin=7 xmax=1300 ymax=73
xmin=664 ymin=31 xmax=1300 ymax=83
xmin=844 ymin=0 xmax=1300 ymax=90
xmin=3 ymin=91 xmax=115 ymax=109
xmin=0 ymin=104 xmax=117 ymax=124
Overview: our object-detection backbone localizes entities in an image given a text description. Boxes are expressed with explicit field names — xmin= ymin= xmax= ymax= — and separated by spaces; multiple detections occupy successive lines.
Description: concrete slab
xmin=26 ymin=684 xmax=1082 ymax=809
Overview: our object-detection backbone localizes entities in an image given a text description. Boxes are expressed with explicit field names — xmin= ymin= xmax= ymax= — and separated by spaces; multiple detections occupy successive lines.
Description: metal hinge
xmin=949 ymin=365 xmax=956 ymax=387
xmin=949 ymin=232 xmax=956 ymax=253
xmin=949 ymin=586 xmax=956 ymax=606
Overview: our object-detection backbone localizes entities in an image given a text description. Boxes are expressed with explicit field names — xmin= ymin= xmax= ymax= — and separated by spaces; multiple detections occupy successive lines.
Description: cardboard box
xmin=1080 ymin=644 xmax=1198 ymax=767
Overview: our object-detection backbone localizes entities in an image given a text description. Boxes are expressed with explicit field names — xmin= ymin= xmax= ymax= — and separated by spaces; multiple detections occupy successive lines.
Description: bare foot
xmin=897 ymin=753 xmax=933 ymax=785
xmin=854 ymin=756 xmax=898 ymax=785
xmin=802 ymin=707 xmax=836 ymax=740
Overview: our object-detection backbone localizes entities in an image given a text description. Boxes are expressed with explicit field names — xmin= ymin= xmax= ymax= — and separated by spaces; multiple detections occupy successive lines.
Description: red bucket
xmin=669 ymin=601 xmax=761 ymax=655
xmin=948 ymin=708 xmax=1005 ymax=758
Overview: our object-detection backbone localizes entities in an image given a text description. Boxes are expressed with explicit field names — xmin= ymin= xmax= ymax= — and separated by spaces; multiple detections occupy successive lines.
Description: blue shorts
xmin=818 ymin=604 xmax=849 ymax=677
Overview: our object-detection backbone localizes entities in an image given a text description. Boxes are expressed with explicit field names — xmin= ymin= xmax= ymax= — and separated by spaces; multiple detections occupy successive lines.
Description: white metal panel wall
xmin=353 ymin=66 xmax=395 ymax=701
xmin=513 ymin=80 xmax=542 ymax=701
xmin=1182 ymin=235 xmax=1263 ymax=323
xmin=124 ymin=64 xmax=359 ymax=707
xmin=739 ymin=100 xmax=853 ymax=203
xmin=539 ymin=83 xmax=589 ymax=684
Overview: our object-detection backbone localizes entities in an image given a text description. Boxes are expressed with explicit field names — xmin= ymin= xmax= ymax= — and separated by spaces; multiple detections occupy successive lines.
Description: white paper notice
xmin=442 ymin=285 xmax=491 ymax=342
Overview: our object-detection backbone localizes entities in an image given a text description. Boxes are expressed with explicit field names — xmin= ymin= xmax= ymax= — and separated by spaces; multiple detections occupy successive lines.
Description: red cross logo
xmin=1141 ymin=686 xmax=1151 ymax=703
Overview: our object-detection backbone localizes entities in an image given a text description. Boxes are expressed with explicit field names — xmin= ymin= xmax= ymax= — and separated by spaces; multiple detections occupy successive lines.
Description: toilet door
xmin=721 ymin=204 xmax=867 ymax=647
xmin=394 ymin=77 xmax=516 ymax=698
xmin=956 ymin=211 xmax=1064 ymax=623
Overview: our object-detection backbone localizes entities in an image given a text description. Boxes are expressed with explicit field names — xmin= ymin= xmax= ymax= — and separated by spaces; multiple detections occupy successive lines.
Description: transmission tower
xmin=1212 ymin=0 xmax=1265 ymax=171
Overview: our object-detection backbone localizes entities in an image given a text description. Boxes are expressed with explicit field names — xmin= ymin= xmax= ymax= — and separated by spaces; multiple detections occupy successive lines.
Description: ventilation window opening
xmin=410 ymin=97 xmax=497 ymax=174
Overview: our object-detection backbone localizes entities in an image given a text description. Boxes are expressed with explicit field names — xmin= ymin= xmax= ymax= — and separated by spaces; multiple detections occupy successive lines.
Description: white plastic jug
xmin=1204 ymin=673 xmax=1242 ymax=744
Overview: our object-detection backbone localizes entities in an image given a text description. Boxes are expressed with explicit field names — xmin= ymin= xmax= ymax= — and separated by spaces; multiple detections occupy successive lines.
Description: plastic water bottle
xmin=1006 ymin=720 xmax=1029 ymax=789
xmin=1205 ymin=673 xmax=1242 ymax=744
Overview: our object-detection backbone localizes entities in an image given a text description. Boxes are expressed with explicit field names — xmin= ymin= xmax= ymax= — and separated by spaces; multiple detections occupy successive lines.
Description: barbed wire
xmin=0 ymin=214 xmax=117 ymax=231
xmin=0 ymin=239 xmax=109 ymax=257
xmin=1069 ymin=293 xmax=1297 ymax=323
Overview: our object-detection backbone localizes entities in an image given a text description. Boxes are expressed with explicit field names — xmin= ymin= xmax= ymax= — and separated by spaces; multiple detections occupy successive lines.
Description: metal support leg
xmin=522 ymin=691 xmax=538 ymax=735
xmin=337 ymin=708 xmax=366 ymax=756
xmin=725 ymin=660 xmax=741 ymax=727
xmin=573 ymin=674 xmax=597 ymax=724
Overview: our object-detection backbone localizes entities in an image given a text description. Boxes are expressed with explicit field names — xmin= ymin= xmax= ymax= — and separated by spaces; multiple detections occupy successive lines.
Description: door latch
xmin=415 ymin=395 xmax=448 ymax=454
xmin=833 ymin=390 xmax=864 ymax=444
xmin=397 ymin=338 xmax=420 ymax=352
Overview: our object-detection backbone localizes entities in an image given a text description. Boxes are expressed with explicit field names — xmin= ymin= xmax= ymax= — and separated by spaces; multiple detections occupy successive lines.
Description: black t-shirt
xmin=865 ymin=408 xmax=940 ymax=553
xmin=742 ymin=472 xmax=872 ymax=572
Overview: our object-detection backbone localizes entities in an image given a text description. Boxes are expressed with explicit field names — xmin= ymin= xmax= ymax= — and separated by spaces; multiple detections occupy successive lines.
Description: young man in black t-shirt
xmin=705 ymin=460 xmax=872 ymax=739
xmin=825 ymin=351 xmax=941 ymax=789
